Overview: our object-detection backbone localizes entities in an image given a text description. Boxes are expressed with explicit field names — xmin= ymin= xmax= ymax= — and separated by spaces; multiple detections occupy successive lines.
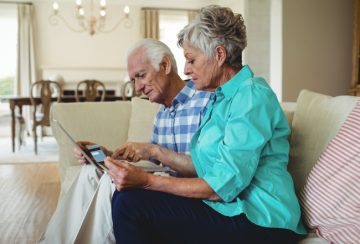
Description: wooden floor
xmin=0 ymin=163 xmax=60 ymax=244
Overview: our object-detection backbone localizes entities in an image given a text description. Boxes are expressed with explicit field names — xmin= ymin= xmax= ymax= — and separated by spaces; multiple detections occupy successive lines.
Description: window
xmin=0 ymin=4 xmax=17 ymax=97
xmin=159 ymin=10 xmax=189 ymax=79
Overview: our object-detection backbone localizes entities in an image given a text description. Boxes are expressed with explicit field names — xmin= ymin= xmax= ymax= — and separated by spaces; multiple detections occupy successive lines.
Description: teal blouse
xmin=190 ymin=65 xmax=306 ymax=234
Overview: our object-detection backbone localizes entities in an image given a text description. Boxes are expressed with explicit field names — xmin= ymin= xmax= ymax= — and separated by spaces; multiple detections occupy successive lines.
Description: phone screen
xmin=86 ymin=144 xmax=107 ymax=167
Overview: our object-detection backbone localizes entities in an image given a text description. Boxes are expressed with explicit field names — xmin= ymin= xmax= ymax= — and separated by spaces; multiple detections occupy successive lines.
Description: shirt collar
xmin=215 ymin=65 xmax=254 ymax=101
xmin=171 ymin=80 xmax=196 ymax=107
xmin=160 ymin=80 xmax=196 ymax=111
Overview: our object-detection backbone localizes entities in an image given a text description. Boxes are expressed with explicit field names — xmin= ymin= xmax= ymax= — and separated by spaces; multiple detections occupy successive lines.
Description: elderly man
xmin=39 ymin=39 xmax=212 ymax=244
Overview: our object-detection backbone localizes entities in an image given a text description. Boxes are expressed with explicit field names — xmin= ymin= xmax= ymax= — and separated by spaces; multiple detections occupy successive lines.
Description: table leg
xmin=10 ymin=101 xmax=15 ymax=153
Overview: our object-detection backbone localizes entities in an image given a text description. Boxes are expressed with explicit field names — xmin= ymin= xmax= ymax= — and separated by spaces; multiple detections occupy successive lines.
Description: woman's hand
xmin=74 ymin=141 xmax=112 ymax=165
xmin=111 ymin=142 xmax=158 ymax=162
xmin=105 ymin=157 xmax=150 ymax=191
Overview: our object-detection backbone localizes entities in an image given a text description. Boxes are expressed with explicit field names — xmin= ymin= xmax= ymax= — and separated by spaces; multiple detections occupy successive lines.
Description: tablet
xmin=53 ymin=119 xmax=171 ymax=174
xmin=53 ymin=119 xmax=108 ymax=173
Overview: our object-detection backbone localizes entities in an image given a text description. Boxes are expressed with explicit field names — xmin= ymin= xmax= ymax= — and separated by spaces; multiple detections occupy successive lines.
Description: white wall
xmin=33 ymin=0 xmax=214 ymax=91
xmin=34 ymin=1 xmax=141 ymax=87
xmin=30 ymin=0 xmax=354 ymax=100
xmin=243 ymin=0 xmax=271 ymax=83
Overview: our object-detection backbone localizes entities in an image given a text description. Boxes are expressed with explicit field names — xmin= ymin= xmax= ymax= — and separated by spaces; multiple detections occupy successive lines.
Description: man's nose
xmin=184 ymin=63 xmax=191 ymax=76
xmin=134 ymin=80 xmax=144 ymax=92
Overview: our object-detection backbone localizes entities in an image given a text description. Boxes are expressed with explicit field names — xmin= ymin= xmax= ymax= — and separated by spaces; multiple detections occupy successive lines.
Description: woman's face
xmin=182 ymin=42 xmax=220 ymax=91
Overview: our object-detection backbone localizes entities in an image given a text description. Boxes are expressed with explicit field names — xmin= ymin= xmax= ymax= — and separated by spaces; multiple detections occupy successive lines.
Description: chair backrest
xmin=122 ymin=81 xmax=142 ymax=99
xmin=30 ymin=80 xmax=62 ymax=126
xmin=75 ymin=80 xmax=106 ymax=102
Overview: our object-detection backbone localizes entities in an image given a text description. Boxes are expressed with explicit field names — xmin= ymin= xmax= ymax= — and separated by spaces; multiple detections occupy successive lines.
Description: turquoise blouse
xmin=190 ymin=65 xmax=306 ymax=234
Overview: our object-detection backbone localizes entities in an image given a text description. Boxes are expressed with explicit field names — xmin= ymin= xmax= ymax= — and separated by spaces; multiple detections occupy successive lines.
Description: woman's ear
xmin=160 ymin=56 xmax=172 ymax=75
xmin=215 ymin=46 xmax=227 ymax=67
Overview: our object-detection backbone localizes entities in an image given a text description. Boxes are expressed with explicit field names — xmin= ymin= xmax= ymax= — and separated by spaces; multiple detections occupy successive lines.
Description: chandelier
xmin=50 ymin=0 xmax=132 ymax=36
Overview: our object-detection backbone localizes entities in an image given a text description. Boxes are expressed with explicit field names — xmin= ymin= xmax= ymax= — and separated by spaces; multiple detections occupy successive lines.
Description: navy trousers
xmin=112 ymin=189 xmax=303 ymax=244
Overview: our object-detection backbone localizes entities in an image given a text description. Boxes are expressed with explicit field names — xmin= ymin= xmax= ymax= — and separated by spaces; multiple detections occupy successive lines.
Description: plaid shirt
xmin=151 ymin=80 xmax=212 ymax=155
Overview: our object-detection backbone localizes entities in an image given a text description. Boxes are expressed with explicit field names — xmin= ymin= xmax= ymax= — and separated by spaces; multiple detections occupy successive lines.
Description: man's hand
xmin=74 ymin=141 xmax=112 ymax=165
xmin=111 ymin=142 xmax=157 ymax=162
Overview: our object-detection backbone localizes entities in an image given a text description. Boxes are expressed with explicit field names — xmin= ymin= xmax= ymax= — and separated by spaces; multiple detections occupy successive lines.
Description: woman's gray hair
xmin=178 ymin=5 xmax=247 ymax=68
xmin=127 ymin=39 xmax=178 ymax=73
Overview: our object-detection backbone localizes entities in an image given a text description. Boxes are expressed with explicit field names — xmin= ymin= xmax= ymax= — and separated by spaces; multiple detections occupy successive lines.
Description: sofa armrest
xmin=50 ymin=101 xmax=132 ymax=195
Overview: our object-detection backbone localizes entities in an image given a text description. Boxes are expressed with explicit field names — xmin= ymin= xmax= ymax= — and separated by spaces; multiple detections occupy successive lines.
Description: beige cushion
xmin=288 ymin=90 xmax=358 ymax=192
xmin=127 ymin=97 xmax=160 ymax=142
xmin=281 ymin=102 xmax=296 ymax=130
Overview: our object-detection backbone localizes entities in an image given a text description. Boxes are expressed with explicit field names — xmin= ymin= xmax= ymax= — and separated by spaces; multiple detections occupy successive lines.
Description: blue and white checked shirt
xmin=151 ymin=80 xmax=212 ymax=155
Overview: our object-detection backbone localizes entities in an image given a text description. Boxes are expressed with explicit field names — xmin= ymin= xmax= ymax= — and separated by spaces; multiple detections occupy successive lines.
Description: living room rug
xmin=0 ymin=136 xmax=59 ymax=164
xmin=0 ymin=105 xmax=59 ymax=164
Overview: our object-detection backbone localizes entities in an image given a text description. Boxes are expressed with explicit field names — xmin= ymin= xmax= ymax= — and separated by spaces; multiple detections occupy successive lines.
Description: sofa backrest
xmin=51 ymin=101 xmax=132 ymax=184
xmin=127 ymin=97 xmax=160 ymax=142
xmin=287 ymin=90 xmax=358 ymax=193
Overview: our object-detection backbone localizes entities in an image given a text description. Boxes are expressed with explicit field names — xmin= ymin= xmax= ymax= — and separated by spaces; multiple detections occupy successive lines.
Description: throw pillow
xmin=288 ymin=90 xmax=358 ymax=193
xmin=299 ymin=100 xmax=360 ymax=243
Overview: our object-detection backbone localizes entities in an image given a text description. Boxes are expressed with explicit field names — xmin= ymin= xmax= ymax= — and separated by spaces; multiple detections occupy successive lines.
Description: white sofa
xmin=50 ymin=90 xmax=359 ymax=243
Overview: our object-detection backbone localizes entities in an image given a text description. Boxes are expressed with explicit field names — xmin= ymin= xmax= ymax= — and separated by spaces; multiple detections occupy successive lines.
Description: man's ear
xmin=215 ymin=46 xmax=227 ymax=67
xmin=160 ymin=56 xmax=172 ymax=75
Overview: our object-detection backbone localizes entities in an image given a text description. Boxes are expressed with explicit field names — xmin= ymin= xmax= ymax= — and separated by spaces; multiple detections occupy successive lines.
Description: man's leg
xmin=39 ymin=165 xmax=103 ymax=244
xmin=74 ymin=172 xmax=116 ymax=244
xmin=112 ymin=189 xmax=303 ymax=244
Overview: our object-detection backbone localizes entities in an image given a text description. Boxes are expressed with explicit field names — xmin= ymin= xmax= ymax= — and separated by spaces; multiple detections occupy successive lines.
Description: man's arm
xmin=111 ymin=142 xmax=197 ymax=177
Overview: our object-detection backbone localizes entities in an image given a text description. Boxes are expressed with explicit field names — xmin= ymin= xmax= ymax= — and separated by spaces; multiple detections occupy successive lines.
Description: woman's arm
xmin=152 ymin=145 xmax=197 ymax=177
xmin=105 ymin=157 xmax=221 ymax=201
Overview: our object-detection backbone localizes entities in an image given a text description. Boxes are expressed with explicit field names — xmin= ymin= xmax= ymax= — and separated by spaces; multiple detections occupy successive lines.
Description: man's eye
xmin=187 ymin=60 xmax=194 ymax=64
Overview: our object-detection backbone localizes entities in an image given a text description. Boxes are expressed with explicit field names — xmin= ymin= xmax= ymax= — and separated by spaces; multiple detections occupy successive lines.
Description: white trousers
xmin=39 ymin=165 xmax=116 ymax=244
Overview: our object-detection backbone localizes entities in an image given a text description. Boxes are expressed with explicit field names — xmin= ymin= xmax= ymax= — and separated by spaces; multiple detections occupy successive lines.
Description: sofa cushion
xmin=288 ymin=90 xmax=358 ymax=192
xmin=127 ymin=97 xmax=160 ymax=142
xmin=299 ymin=101 xmax=360 ymax=243
xmin=51 ymin=101 xmax=132 ymax=196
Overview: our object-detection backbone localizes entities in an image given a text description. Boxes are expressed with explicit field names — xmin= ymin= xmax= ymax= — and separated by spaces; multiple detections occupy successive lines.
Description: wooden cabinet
xmin=351 ymin=0 xmax=360 ymax=96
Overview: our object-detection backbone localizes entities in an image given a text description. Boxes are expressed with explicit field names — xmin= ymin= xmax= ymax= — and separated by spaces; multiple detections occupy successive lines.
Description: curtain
xmin=142 ymin=9 xmax=159 ymax=39
xmin=187 ymin=10 xmax=199 ymax=23
xmin=16 ymin=3 xmax=36 ymax=97
xmin=17 ymin=3 xmax=37 ymax=135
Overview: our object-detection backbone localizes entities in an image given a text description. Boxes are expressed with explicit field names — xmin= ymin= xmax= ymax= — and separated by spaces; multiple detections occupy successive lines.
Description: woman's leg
xmin=111 ymin=189 xmax=302 ymax=244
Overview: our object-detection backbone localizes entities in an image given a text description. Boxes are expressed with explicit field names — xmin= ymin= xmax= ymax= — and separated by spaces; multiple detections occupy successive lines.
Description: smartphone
xmin=86 ymin=144 xmax=107 ymax=169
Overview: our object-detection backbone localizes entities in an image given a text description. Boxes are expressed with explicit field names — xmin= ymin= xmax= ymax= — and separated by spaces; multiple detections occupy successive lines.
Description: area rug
xmin=0 ymin=136 xmax=59 ymax=164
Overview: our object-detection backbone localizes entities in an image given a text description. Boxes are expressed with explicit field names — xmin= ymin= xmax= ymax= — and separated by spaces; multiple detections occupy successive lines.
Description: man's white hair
xmin=127 ymin=39 xmax=178 ymax=73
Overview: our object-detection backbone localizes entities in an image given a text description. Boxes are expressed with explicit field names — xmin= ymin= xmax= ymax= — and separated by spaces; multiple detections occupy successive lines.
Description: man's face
xmin=127 ymin=48 xmax=169 ymax=104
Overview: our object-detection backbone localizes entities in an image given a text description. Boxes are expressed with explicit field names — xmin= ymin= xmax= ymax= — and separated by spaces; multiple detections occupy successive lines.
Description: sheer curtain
xmin=142 ymin=8 xmax=159 ymax=39
xmin=17 ymin=3 xmax=37 ymax=136
xmin=16 ymin=3 xmax=37 ymax=97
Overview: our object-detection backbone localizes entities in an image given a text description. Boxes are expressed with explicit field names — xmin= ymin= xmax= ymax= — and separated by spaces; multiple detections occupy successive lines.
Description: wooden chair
xmin=75 ymin=80 xmax=106 ymax=102
xmin=122 ymin=81 xmax=142 ymax=99
xmin=30 ymin=80 xmax=62 ymax=154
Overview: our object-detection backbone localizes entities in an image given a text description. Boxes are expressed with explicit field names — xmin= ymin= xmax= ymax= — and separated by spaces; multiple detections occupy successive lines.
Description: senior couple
xmin=40 ymin=5 xmax=306 ymax=244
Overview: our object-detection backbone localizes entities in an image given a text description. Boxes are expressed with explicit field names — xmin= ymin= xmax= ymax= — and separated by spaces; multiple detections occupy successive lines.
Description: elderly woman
xmin=106 ymin=5 xmax=306 ymax=243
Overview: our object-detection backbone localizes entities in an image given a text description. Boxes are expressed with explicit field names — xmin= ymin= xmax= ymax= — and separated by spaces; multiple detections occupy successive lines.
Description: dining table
xmin=6 ymin=95 xmax=126 ymax=153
